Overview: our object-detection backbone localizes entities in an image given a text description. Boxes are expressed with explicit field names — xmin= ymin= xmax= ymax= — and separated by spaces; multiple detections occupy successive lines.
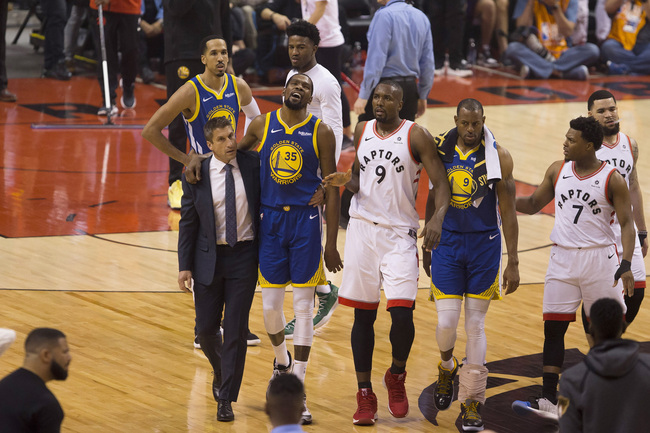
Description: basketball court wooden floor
xmin=2 ymin=71 xmax=650 ymax=432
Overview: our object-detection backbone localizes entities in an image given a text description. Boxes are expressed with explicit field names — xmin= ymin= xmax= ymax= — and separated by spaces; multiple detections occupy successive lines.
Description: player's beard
xmin=285 ymin=97 xmax=307 ymax=111
xmin=602 ymin=122 xmax=620 ymax=136
xmin=50 ymin=359 xmax=68 ymax=381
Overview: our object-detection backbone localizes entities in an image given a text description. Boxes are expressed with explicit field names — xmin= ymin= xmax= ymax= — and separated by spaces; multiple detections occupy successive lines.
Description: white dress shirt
xmin=209 ymin=155 xmax=254 ymax=244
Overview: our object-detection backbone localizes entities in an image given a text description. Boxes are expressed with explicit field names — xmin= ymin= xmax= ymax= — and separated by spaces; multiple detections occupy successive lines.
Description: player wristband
xmin=614 ymin=259 xmax=632 ymax=281
xmin=638 ymin=230 xmax=647 ymax=245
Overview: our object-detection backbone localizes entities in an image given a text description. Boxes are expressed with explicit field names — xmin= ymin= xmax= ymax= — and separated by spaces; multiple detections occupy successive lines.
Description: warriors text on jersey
xmin=596 ymin=132 xmax=634 ymax=185
xmin=550 ymin=161 xmax=617 ymax=248
xmin=256 ymin=109 xmax=322 ymax=207
xmin=184 ymin=74 xmax=241 ymax=154
xmin=349 ymin=119 xmax=422 ymax=230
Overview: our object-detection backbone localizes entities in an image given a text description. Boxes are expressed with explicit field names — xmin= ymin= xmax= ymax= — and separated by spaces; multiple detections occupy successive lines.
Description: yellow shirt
xmin=608 ymin=1 xmax=647 ymax=51
xmin=533 ymin=0 xmax=572 ymax=58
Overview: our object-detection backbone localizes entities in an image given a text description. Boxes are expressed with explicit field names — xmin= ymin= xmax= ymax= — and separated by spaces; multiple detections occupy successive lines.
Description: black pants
xmin=89 ymin=10 xmax=139 ymax=104
xmin=358 ymin=76 xmax=419 ymax=122
xmin=316 ymin=44 xmax=351 ymax=129
xmin=164 ymin=59 xmax=204 ymax=185
xmin=41 ymin=0 xmax=67 ymax=69
xmin=194 ymin=241 xmax=258 ymax=402
xmin=429 ymin=0 xmax=467 ymax=69
xmin=0 ymin=0 xmax=8 ymax=89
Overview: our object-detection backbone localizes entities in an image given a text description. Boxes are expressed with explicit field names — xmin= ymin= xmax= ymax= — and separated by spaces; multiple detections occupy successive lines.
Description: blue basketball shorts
xmin=258 ymin=205 xmax=326 ymax=288
xmin=429 ymin=229 xmax=502 ymax=301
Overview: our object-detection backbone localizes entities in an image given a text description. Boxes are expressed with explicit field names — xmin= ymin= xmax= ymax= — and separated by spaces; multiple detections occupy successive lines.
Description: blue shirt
xmin=360 ymin=0 xmax=434 ymax=100
xmin=256 ymin=110 xmax=322 ymax=208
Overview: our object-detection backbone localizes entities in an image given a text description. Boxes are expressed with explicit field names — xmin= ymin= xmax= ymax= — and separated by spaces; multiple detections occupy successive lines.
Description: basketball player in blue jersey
xmin=143 ymin=36 xmax=261 ymax=207
xmin=142 ymin=36 xmax=262 ymax=348
xmin=238 ymin=73 xmax=342 ymax=425
xmin=422 ymin=99 xmax=520 ymax=432
xmin=513 ymin=116 xmax=634 ymax=420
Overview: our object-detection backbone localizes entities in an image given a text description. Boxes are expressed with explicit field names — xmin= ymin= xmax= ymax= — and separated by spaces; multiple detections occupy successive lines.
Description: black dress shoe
xmin=217 ymin=399 xmax=234 ymax=422
xmin=42 ymin=62 xmax=72 ymax=81
xmin=212 ymin=370 xmax=222 ymax=401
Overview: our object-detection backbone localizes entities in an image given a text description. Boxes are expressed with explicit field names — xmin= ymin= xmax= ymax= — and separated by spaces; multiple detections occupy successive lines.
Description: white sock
xmin=273 ymin=341 xmax=290 ymax=367
xmin=441 ymin=357 xmax=455 ymax=370
xmin=294 ymin=360 xmax=308 ymax=382
xmin=315 ymin=283 xmax=330 ymax=295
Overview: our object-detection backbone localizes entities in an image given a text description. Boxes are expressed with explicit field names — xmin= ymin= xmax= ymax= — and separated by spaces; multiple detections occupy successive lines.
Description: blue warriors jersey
xmin=183 ymin=74 xmax=241 ymax=154
xmin=443 ymin=144 xmax=499 ymax=232
xmin=256 ymin=110 xmax=322 ymax=207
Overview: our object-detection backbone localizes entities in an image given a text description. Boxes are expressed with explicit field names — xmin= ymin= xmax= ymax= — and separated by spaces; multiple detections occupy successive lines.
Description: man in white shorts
xmin=588 ymin=89 xmax=647 ymax=326
xmin=513 ymin=116 xmax=635 ymax=420
xmin=323 ymin=81 xmax=451 ymax=425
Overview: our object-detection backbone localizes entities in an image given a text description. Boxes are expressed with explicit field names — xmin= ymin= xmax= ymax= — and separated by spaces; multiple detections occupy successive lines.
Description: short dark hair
xmin=377 ymin=80 xmax=404 ymax=102
xmin=588 ymin=90 xmax=616 ymax=111
xmin=569 ymin=116 xmax=604 ymax=150
xmin=286 ymin=73 xmax=314 ymax=95
xmin=457 ymin=98 xmax=484 ymax=116
xmin=25 ymin=328 xmax=66 ymax=354
xmin=286 ymin=20 xmax=321 ymax=46
xmin=589 ymin=298 xmax=625 ymax=340
xmin=199 ymin=35 xmax=226 ymax=56
xmin=204 ymin=116 xmax=233 ymax=142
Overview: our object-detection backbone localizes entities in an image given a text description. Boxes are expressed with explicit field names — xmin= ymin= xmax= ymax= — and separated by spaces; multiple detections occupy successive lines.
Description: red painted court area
xmin=1 ymin=73 xmax=647 ymax=237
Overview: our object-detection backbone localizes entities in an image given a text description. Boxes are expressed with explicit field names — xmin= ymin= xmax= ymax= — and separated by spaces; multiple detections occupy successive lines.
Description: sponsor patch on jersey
xmin=177 ymin=66 xmax=190 ymax=80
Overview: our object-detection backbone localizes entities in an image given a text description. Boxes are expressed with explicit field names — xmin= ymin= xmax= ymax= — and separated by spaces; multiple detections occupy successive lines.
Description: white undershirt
xmin=209 ymin=156 xmax=254 ymax=244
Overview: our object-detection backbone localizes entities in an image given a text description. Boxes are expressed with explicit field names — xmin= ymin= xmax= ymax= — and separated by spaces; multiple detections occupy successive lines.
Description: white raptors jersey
xmin=596 ymin=132 xmax=634 ymax=186
xmin=349 ymin=119 xmax=422 ymax=231
xmin=550 ymin=161 xmax=618 ymax=248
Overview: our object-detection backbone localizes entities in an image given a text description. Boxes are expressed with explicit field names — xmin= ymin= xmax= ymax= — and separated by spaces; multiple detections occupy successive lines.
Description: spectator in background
xmin=139 ymin=0 xmax=164 ymax=84
xmin=600 ymin=0 xmax=650 ymax=75
xmin=426 ymin=0 xmax=473 ymax=77
xmin=558 ymin=298 xmax=650 ymax=432
xmin=266 ymin=374 xmax=307 ymax=433
xmin=504 ymin=0 xmax=600 ymax=80
xmin=256 ymin=0 xmax=302 ymax=83
xmin=0 ymin=0 xmax=16 ymax=102
xmin=230 ymin=3 xmax=257 ymax=76
xmin=466 ymin=0 xmax=505 ymax=67
xmin=354 ymin=0 xmax=434 ymax=122
xmin=301 ymin=0 xmax=353 ymax=144
xmin=0 ymin=328 xmax=72 ymax=431
xmin=41 ymin=0 xmax=72 ymax=80
xmin=63 ymin=0 xmax=90 ymax=75
xmin=89 ymin=0 xmax=141 ymax=114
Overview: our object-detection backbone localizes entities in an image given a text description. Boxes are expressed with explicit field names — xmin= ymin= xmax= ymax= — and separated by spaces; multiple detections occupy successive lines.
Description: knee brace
xmin=262 ymin=288 xmax=286 ymax=335
xmin=543 ymin=320 xmax=570 ymax=367
xmin=458 ymin=363 xmax=489 ymax=404
xmin=435 ymin=299 xmax=462 ymax=352
xmin=464 ymin=298 xmax=489 ymax=365
xmin=389 ymin=306 xmax=415 ymax=362
xmin=292 ymin=287 xmax=315 ymax=347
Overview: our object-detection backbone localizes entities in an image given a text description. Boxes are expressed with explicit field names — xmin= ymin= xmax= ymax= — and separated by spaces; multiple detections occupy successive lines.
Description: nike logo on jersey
xmin=489 ymin=233 xmax=499 ymax=240
xmin=271 ymin=128 xmax=283 ymax=133
xmin=364 ymin=136 xmax=373 ymax=141
xmin=562 ymin=175 xmax=572 ymax=179
xmin=309 ymin=214 xmax=318 ymax=220
xmin=202 ymin=96 xmax=214 ymax=102
xmin=608 ymin=253 xmax=615 ymax=259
